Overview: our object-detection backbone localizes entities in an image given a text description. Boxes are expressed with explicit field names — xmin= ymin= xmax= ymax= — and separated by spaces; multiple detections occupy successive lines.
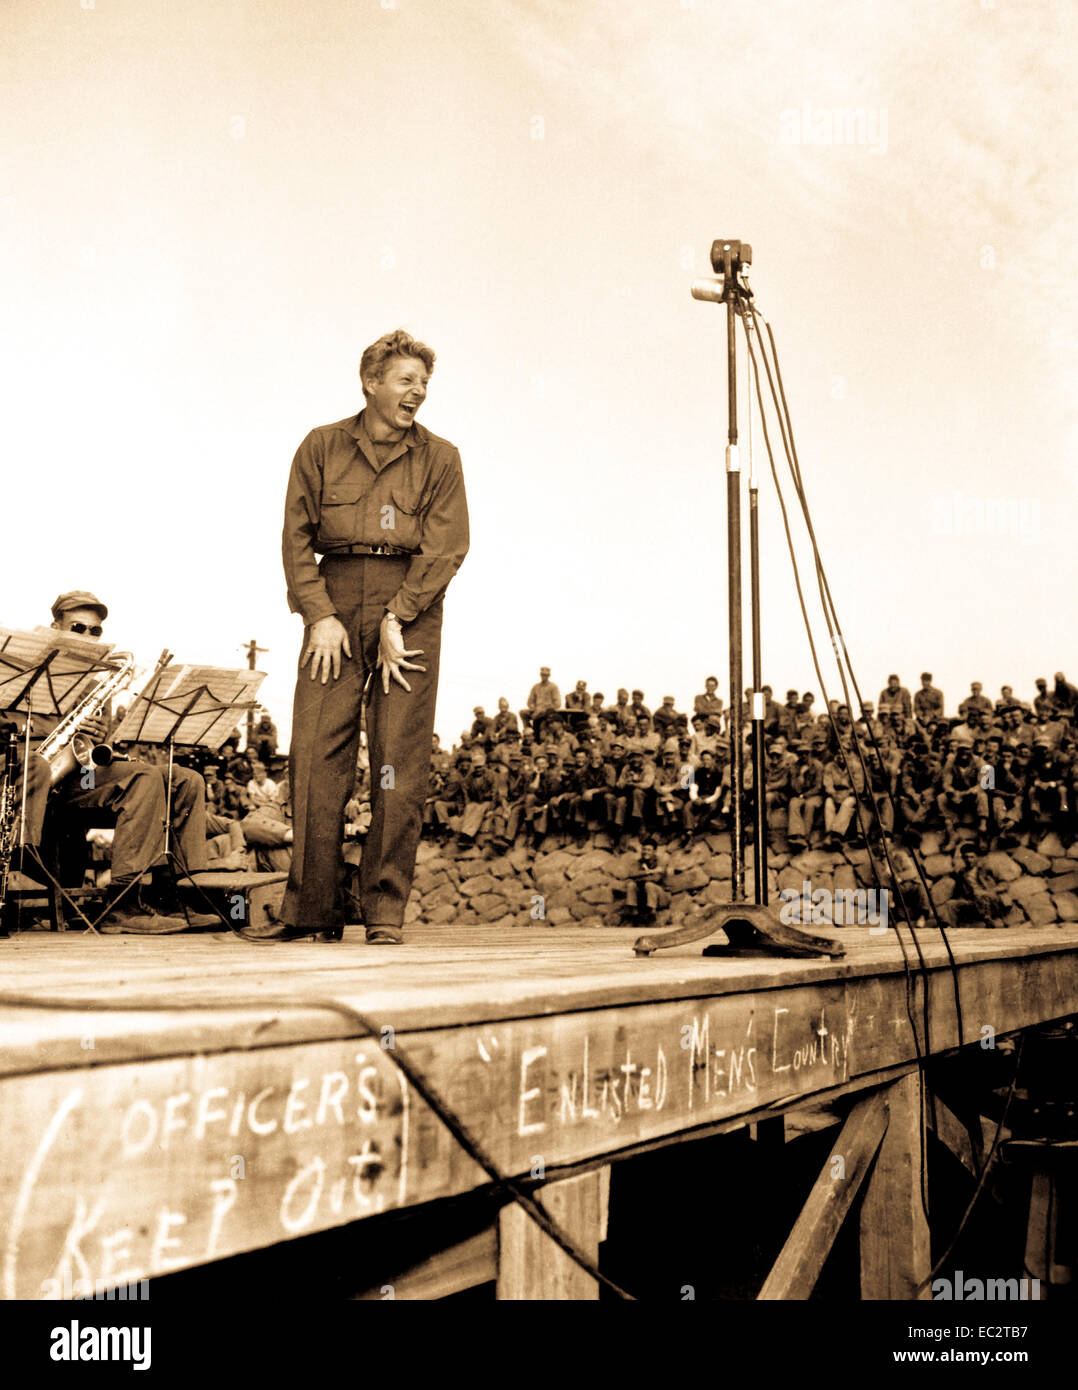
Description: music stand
xmin=112 ymin=661 xmax=265 ymax=862
xmin=0 ymin=628 xmax=123 ymax=929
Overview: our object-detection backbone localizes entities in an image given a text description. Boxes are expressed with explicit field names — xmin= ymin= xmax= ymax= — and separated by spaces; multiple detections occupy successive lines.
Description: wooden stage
xmin=2 ymin=920 xmax=1077 ymax=1300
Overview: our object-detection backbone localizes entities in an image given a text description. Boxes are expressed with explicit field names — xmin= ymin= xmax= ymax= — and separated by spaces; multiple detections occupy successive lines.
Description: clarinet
xmin=0 ymin=724 xmax=20 ymax=926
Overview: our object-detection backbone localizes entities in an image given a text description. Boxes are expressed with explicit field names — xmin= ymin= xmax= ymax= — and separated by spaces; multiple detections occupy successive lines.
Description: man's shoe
xmin=236 ymin=922 xmax=321 ymax=942
xmin=365 ymin=925 xmax=403 ymax=945
xmin=98 ymin=902 xmax=193 ymax=935
xmin=183 ymin=909 xmax=224 ymax=929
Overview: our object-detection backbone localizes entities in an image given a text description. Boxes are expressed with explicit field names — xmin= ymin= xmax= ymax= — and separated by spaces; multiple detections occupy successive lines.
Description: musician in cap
xmin=6 ymin=592 xmax=212 ymax=935
xmin=278 ymin=328 xmax=469 ymax=944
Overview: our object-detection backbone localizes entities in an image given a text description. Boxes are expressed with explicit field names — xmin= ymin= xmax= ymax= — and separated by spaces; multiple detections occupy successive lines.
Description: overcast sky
xmin=3 ymin=0 xmax=1074 ymax=746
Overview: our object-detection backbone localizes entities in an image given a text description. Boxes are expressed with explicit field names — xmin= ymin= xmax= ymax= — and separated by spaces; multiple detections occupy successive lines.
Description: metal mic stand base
xmin=633 ymin=902 xmax=846 ymax=959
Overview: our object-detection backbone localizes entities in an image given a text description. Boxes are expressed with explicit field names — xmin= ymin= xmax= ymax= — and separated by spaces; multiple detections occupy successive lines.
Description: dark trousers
xmin=66 ymin=761 xmax=207 ymax=877
xmin=285 ymin=555 xmax=443 ymax=930
xmin=14 ymin=751 xmax=205 ymax=877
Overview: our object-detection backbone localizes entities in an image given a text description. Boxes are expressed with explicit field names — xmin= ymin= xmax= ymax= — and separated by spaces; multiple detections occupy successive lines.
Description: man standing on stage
xmin=279 ymin=329 xmax=469 ymax=944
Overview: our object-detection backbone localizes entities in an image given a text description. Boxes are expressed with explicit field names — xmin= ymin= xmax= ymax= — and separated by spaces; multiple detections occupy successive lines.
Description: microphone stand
xmin=634 ymin=240 xmax=843 ymax=961
xmin=746 ymin=311 xmax=768 ymax=903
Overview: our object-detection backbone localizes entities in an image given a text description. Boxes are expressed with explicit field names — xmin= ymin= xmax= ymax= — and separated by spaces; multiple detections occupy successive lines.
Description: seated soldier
xmin=610 ymin=750 xmax=654 ymax=842
xmin=523 ymin=753 xmax=562 ymax=848
xmin=457 ymin=746 xmax=499 ymax=847
xmin=787 ymin=743 xmax=825 ymax=849
xmin=490 ymin=697 xmax=519 ymax=744
xmin=606 ymin=689 xmax=636 ymax=734
xmin=937 ymin=844 xmax=1008 ymax=927
xmin=684 ymin=747 xmax=723 ymax=844
xmin=241 ymin=775 xmax=295 ymax=872
xmin=897 ymin=747 xmax=943 ymax=844
xmin=422 ymin=762 xmax=447 ymax=839
xmin=763 ymin=735 xmax=797 ymax=845
xmin=620 ymin=836 xmax=668 ymax=927
xmin=652 ymin=748 xmax=691 ymax=837
xmin=822 ymin=750 xmax=862 ymax=848
xmin=431 ymin=751 xmax=470 ymax=843
xmin=572 ymin=746 xmax=614 ymax=835
xmin=9 ymin=592 xmax=212 ymax=934
xmin=937 ymin=744 xmax=989 ymax=852
xmin=490 ymin=747 xmax=529 ymax=851
xmin=1027 ymin=738 xmax=1069 ymax=835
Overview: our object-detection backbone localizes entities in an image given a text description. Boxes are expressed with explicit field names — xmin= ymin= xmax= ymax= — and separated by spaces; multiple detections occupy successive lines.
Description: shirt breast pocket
xmin=385 ymin=486 xmax=424 ymax=550
xmin=319 ymin=486 xmax=364 ymax=545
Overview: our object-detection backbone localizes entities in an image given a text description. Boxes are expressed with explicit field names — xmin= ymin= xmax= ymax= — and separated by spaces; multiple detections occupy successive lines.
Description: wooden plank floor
xmin=0 ymin=920 xmax=1064 ymax=1061
xmin=2 ymin=920 xmax=1077 ymax=1298
xmin=2 ymin=920 xmax=1077 ymax=1071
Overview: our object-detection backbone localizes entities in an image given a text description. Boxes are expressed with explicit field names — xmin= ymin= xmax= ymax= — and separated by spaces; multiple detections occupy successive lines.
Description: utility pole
xmin=242 ymin=639 xmax=268 ymax=749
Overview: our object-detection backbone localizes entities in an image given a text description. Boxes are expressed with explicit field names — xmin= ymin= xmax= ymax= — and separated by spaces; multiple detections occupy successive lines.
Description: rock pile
xmin=403 ymin=829 xmax=1078 ymax=930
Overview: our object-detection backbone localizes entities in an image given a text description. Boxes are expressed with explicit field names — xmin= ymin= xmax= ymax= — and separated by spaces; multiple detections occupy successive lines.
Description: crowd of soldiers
xmin=418 ymin=668 xmax=1078 ymax=858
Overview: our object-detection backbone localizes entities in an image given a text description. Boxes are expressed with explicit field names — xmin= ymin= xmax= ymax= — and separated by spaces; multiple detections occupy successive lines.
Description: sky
xmin=2 ymin=0 xmax=1075 ymax=747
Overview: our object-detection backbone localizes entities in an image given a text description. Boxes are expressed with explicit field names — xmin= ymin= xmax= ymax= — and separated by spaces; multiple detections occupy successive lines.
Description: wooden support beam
xmin=860 ymin=1071 xmax=931 ymax=1300
xmin=497 ymin=1170 xmax=606 ymax=1300
xmin=1023 ymin=1168 xmax=1073 ymax=1294
xmin=926 ymin=1094 xmax=981 ymax=1179
xmin=352 ymin=1228 xmax=497 ymax=1301
xmin=758 ymin=1092 xmax=888 ymax=1300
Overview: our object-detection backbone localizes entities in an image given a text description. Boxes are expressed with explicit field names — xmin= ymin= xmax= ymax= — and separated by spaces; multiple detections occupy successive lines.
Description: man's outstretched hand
xmin=303 ymin=615 xmax=352 ymax=684
xmin=377 ymin=613 xmax=425 ymax=694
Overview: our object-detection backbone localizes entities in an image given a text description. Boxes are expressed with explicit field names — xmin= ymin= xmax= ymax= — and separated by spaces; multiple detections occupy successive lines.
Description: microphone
xmin=690 ymin=276 xmax=725 ymax=303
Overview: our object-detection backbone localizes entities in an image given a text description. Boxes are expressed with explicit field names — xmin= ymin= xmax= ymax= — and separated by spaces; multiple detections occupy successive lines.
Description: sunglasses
xmin=67 ymin=622 xmax=103 ymax=636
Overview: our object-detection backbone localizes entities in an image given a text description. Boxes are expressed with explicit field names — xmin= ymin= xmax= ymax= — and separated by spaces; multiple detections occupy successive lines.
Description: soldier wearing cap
xmin=490 ymin=746 xmax=530 ymax=850
xmin=456 ymin=746 xmax=498 ymax=845
xmin=937 ymin=744 xmax=989 ymax=851
xmin=606 ymin=688 xmax=636 ymax=734
xmin=564 ymin=679 xmax=589 ymax=711
xmin=913 ymin=673 xmax=944 ymax=730
xmin=523 ymin=752 xmax=562 ymax=847
xmin=490 ymin=696 xmax=519 ymax=745
xmin=602 ymin=737 xmax=629 ymax=824
xmin=280 ymin=329 xmax=469 ymax=944
xmin=469 ymin=706 xmax=492 ymax=745
xmin=652 ymin=747 xmax=691 ymax=835
xmin=610 ymin=749 xmax=655 ymax=841
xmin=651 ymin=695 xmax=682 ymax=738
xmin=937 ymin=844 xmax=1008 ymax=927
xmin=628 ymin=690 xmax=651 ymax=724
xmin=1028 ymin=736 xmax=1069 ymax=833
xmin=429 ymin=751 xmax=471 ymax=843
xmin=575 ymin=744 xmax=615 ymax=833
xmin=958 ymin=681 xmax=993 ymax=721
xmin=787 ymin=741 xmax=826 ymax=849
xmin=4 ymin=591 xmax=211 ymax=936
xmin=524 ymin=666 xmax=561 ymax=743
xmin=897 ymin=746 xmax=943 ymax=843
xmin=878 ymin=674 xmax=912 ymax=721
xmin=1032 ymin=678 xmax=1055 ymax=721
xmin=490 ymin=723 xmax=522 ymax=768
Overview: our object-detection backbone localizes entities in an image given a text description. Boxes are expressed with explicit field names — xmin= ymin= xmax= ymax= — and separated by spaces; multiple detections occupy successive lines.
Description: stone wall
xmin=405 ymin=829 xmax=1078 ymax=931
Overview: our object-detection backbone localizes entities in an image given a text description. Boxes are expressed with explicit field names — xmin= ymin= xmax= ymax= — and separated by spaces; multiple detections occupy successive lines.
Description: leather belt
xmin=323 ymin=543 xmax=414 ymax=557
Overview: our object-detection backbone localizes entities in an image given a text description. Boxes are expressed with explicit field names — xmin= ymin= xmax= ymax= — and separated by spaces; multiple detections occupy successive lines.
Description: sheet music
xmin=113 ymin=665 xmax=266 ymax=750
xmin=0 ymin=627 xmax=120 ymax=718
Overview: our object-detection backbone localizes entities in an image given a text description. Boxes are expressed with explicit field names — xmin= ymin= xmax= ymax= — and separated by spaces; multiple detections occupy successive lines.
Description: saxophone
xmin=38 ymin=652 xmax=138 ymax=784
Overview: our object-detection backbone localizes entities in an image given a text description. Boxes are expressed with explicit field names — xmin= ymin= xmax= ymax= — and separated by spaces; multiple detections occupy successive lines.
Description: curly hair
xmin=359 ymin=329 xmax=436 ymax=390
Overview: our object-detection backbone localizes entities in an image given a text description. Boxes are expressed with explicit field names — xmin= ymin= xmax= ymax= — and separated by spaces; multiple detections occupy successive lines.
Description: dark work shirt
xmin=282 ymin=409 xmax=469 ymax=626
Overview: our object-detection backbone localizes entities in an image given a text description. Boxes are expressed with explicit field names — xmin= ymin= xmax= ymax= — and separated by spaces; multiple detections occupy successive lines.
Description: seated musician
xmin=9 ymin=592 xmax=213 ymax=934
